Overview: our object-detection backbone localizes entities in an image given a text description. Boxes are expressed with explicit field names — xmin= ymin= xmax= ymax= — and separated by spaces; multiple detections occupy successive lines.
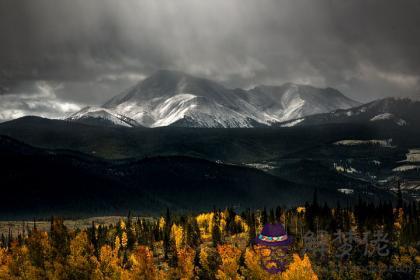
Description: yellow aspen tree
xmin=243 ymin=247 xmax=278 ymax=280
xmin=159 ymin=217 xmax=166 ymax=231
xmin=235 ymin=215 xmax=249 ymax=233
xmin=199 ymin=246 xmax=210 ymax=273
xmin=216 ymin=244 xmax=243 ymax=280
xmin=176 ymin=247 xmax=195 ymax=280
xmin=171 ymin=224 xmax=184 ymax=250
xmin=196 ymin=213 xmax=214 ymax=239
xmin=67 ymin=231 xmax=99 ymax=280
xmin=120 ymin=219 xmax=126 ymax=231
xmin=121 ymin=232 xmax=128 ymax=249
xmin=98 ymin=245 xmax=121 ymax=279
xmin=129 ymin=246 xmax=159 ymax=280
xmin=199 ymin=245 xmax=221 ymax=279
xmin=281 ymin=254 xmax=318 ymax=280
xmin=0 ymin=248 xmax=11 ymax=279
xmin=8 ymin=243 xmax=45 ymax=280
xmin=114 ymin=236 xmax=121 ymax=256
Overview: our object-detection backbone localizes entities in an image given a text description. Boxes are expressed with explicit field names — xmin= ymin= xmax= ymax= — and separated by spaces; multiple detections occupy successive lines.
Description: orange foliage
xmin=0 ymin=248 xmax=10 ymax=278
xmin=129 ymin=246 xmax=159 ymax=280
xmin=67 ymin=231 xmax=99 ymax=279
xmin=98 ymin=245 xmax=121 ymax=279
xmin=176 ymin=247 xmax=195 ymax=280
xmin=281 ymin=254 xmax=318 ymax=280
xmin=244 ymin=248 xmax=318 ymax=280
xmin=216 ymin=244 xmax=243 ymax=280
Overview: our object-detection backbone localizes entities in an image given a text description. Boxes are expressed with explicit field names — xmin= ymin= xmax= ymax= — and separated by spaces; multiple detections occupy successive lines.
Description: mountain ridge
xmin=277 ymin=97 xmax=420 ymax=127
xmin=68 ymin=70 xmax=360 ymax=128
xmin=0 ymin=134 xmax=335 ymax=218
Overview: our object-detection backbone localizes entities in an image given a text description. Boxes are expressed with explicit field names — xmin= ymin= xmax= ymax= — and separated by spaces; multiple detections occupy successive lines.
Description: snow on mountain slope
xmin=67 ymin=107 xmax=140 ymax=127
xmin=278 ymin=97 xmax=420 ymax=127
xmin=69 ymin=70 xmax=360 ymax=128
xmin=370 ymin=113 xmax=407 ymax=126
xmin=102 ymin=70 xmax=278 ymax=127
xmin=245 ymin=84 xmax=361 ymax=122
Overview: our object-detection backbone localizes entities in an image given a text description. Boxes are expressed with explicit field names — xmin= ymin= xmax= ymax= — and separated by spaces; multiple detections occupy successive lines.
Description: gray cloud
xmin=0 ymin=81 xmax=81 ymax=121
xmin=0 ymin=0 xmax=419 ymax=118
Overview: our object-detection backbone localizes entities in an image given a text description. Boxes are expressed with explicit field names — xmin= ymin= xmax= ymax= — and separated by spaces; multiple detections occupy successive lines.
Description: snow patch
xmin=370 ymin=113 xmax=407 ymax=126
xmin=404 ymin=149 xmax=420 ymax=162
xmin=334 ymin=139 xmax=394 ymax=148
xmin=67 ymin=107 xmax=139 ymax=127
xmin=337 ymin=188 xmax=354 ymax=195
xmin=281 ymin=118 xmax=304 ymax=127
xmin=393 ymin=165 xmax=420 ymax=172
xmin=334 ymin=163 xmax=358 ymax=174
xmin=245 ymin=163 xmax=275 ymax=171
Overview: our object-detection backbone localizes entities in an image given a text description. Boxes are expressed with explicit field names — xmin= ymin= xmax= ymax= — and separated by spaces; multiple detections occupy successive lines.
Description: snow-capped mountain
xmin=67 ymin=106 xmax=140 ymax=127
xmin=278 ymin=97 xmax=420 ymax=127
xmin=243 ymin=84 xmax=360 ymax=123
xmin=69 ymin=70 xmax=360 ymax=128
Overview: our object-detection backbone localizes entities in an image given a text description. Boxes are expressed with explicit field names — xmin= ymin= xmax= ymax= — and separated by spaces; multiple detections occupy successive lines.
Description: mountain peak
xmin=145 ymin=69 xmax=190 ymax=84
xmin=74 ymin=70 xmax=361 ymax=128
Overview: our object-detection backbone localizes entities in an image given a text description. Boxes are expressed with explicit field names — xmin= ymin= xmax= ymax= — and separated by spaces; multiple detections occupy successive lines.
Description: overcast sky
xmin=0 ymin=0 xmax=419 ymax=120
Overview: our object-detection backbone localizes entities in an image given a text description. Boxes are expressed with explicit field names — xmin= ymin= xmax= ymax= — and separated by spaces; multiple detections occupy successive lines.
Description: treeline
xmin=0 ymin=196 xmax=419 ymax=279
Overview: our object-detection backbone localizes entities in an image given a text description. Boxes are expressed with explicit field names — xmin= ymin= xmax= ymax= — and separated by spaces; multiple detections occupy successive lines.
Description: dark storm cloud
xmin=0 ymin=0 xmax=419 ymax=118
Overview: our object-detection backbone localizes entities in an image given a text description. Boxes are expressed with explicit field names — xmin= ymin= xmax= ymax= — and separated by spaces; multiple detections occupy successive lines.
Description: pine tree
xmin=261 ymin=207 xmax=268 ymax=226
xmin=185 ymin=217 xmax=201 ymax=248
xmin=212 ymin=210 xmax=222 ymax=247
xmin=247 ymin=211 xmax=256 ymax=245
xmin=163 ymin=208 xmax=172 ymax=260
xmin=49 ymin=217 xmax=70 ymax=260
xmin=275 ymin=206 xmax=283 ymax=223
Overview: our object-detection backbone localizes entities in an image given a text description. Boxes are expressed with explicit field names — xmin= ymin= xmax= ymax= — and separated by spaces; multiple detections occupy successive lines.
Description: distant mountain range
xmin=2 ymin=70 xmax=419 ymax=217
xmin=2 ymin=115 xmax=419 ymax=217
xmin=278 ymin=97 xmax=420 ymax=127
xmin=1 ymin=131 xmax=402 ymax=218
xmin=68 ymin=70 xmax=360 ymax=128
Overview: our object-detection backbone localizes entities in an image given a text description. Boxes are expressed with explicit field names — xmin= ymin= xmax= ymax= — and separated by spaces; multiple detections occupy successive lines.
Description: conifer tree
xmin=261 ymin=207 xmax=268 ymax=226
xmin=212 ymin=209 xmax=222 ymax=247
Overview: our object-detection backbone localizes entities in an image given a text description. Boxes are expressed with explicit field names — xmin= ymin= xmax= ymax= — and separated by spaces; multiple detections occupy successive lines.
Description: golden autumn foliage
xmin=176 ymin=247 xmax=195 ymax=280
xmin=235 ymin=215 xmax=249 ymax=233
xmin=170 ymin=224 xmax=184 ymax=250
xmin=199 ymin=245 xmax=211 ymax=273
xmin=244 ymin=247 xmax=278 ymax=280
xmin=7 ymin=243 xmax=45 ymax=280
xmin=114 ymin=236 xmax=121 ymax=256
xmin=121 ymin=232 xmax=128 ymax=249
xmin=196 ymin=212 xmax=214 ymax=239
xmin=0 ymin=204 xmax=416 ymax=280
xmin=296 ymin=207 xmax=306 ymax=214
xmin=129 ymin=246 xmax=161 ymax=280
xmin=119 ymin=220 xmax=126 ymax=231
xmin=158 ymin=217 xmax=166 ymax=231
xmin=281 ymin=254 xmax=318 ymax=280
xmin=216 ymin=244 xmax=243 ymax=280
xmin=0 ymin=248 xmax=10 ymax=278
xmin=98 ymin=245 xmax=121 ymax=279
xmin=66 ymin=231 xmax=100 ymax=280
xmin=244 ymin=248 xmax=318 ymax=280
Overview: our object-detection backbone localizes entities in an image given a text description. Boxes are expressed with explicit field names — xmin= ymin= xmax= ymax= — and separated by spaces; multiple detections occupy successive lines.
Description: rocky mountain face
xmin=68 ymin=70 xmax=360 ymax=128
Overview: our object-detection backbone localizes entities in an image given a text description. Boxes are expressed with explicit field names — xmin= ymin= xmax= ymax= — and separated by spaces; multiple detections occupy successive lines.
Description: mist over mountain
xmin=68 ymin=70 xmax=360 ymax=128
